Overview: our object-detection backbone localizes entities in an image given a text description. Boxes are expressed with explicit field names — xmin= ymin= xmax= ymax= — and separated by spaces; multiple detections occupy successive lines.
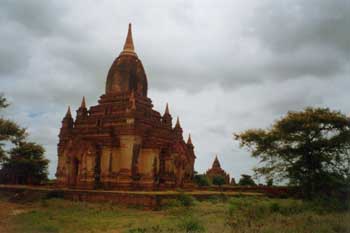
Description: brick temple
xmin=55 ymin=24 xmax=196 ymax=190
xmin=206 ymin=156 xmax=230 ymax=184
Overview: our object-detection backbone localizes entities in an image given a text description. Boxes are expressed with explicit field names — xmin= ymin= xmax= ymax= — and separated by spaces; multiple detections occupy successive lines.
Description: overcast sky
xmin=1 ymin=0 xmax=350 ymax=183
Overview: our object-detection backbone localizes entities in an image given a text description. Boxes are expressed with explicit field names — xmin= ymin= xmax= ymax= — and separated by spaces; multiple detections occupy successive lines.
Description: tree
xmin=0 ymin=94 xmax=26 ymax=162
xmin=0 ymin=94 xmax=48 ymax=185
xmin=0 ymin=95 xmax=8 ymax=109
xmin=238 ymin=174 xmax=256 ymax=186
xmin=194 ymin=174 xmax=210 ymax=187
xmin=235 ymin=107 xmax=350 ymax=199
xmin=212 ymin=176 xmax=225 ymax=187
xmin=1 ymin=142 xmax=49 ymax=184
xmin=266 ymin=178 xmax=273 ymax=187
xmin=230 ymin=177 xmax=236 ymax=185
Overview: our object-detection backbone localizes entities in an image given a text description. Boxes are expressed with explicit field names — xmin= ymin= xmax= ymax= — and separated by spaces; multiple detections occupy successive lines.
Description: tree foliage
xmin=238 ymin=174 xmax=256 ymax=186
xmin=1 ymin=142 xmax=49 ymax=184
xmin=235 ymin=107 xmax=350 ymax=199
xmin=0 ymin=94 xmax=48 ymax=184
xmin=0 ymin=95 xmax=9 ymax=109
xmin=0 ymin=95 xmax=26 ymax=162
xmin=194 ymin=174 xmax=210 ymax=187
xmin=212 ymin=175 xmax=225 ymax=187
xmin=266 ymin=178 xmax=273 ymax=187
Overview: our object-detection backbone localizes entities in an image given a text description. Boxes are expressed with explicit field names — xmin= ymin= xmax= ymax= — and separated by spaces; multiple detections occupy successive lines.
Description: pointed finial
xmin=175 ymin=116 xmax=181 ymax=128
xmin=65 ymin=106 xmax=72 ymax=118
xmin=120 ymin=23 xmax=137 ymax=56
xmin=187 ymin=134 xmax=193 ymax=145
xmin=213 ymin=155 xmax=221 ymax=168
xmin=164 ymin=103 xmax=170 ymax=115
xmin=80 ymin=96 xmax=86 ymax=109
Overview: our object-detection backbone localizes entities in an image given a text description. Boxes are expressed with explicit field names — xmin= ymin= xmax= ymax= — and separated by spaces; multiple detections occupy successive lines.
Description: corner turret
xmin=173 ymin=116 xmax=183 ymax=138
xmin=59 ymin=106 xmax=74 ymax=138
xmin=187 ymin=134 xmax=194 ymax=148
xmin=76 ymin=97 xmax=88 ymax=118
xmin=162 ymin=103 xmax=172 ymax=128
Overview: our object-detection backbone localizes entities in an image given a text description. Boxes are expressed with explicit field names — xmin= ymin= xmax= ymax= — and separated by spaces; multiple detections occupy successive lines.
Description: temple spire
xmin=174 ymin=116 xmax=183 ymax=138
xmin=175 ymin=116 xmax=181 ymax=128
xmin=212 ymin=155 xmax=221 ymax=168
xmin=187 ymin=134 xmax=193 ymax=145
xmin=164 ymin=103 xmax=170 ymax=115
xmin=77 ymin=97 xmax=88 ymax=119
xmin=80 ymin=96 xmax=86 ymax=109
xmin=120 ymin=23 xmax=137 ymax=57
xmin=65 ymin=106 xmax=72 ymax=118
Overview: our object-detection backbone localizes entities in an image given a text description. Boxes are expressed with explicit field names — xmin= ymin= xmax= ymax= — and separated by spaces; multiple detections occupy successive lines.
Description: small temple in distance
xmin=206 ymin=155 xmax=230 ymax=184
xmin=55 ymin=24 xmax=196 ymax=190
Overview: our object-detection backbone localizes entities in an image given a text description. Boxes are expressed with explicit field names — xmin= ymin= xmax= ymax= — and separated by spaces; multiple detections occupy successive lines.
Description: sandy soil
xmin=0 ymin=200 xmax=31 ymax=233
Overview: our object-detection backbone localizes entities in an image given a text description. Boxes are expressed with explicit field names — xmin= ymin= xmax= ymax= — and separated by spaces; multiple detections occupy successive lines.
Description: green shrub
xmin=238 ymin=174 xmax=256 ymax=186
xmin=179 ymin=215 xmax=205 ymax=233
xmin=269 ymin=202 xmax=281 ymax=213
xmin=212 ymin=176 xmax=225 ymax=187
xmin=162 ymin=199 xmax=182 ymax=209
xmin=194 ymin=174 xmax=210 ymax=187
xmin=45 ymin=190 xmax=64 ymax=199
xmin=128 ymin=227 xmax=147 ymax=233
xmin=177 ymin=193 xmax=195 ymax=207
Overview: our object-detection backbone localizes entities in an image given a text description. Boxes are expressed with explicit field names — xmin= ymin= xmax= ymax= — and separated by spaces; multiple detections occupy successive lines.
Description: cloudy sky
xmin=1 ymin=0 xmax=350 ymax=182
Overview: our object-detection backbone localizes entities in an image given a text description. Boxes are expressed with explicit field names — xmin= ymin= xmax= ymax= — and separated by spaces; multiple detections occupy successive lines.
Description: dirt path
xmin=0 ymin=200 xmax=31 ymax=233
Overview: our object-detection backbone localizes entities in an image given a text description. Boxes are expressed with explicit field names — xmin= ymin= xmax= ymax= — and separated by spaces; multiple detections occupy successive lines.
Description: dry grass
xmin=0 ymin=193 xmax=349 ymax=233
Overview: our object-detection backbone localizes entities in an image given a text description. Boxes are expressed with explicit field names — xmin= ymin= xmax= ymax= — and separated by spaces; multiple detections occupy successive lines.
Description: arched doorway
xmin=69 ymin=158 xmax=80 ymax=186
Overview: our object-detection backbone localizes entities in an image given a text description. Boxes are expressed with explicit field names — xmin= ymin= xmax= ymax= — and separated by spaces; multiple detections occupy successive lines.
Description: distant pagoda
xmin=56 ymin=24 xmax=196 ymax=190
xmin=206 ymin=156 xmax=230 ymax=184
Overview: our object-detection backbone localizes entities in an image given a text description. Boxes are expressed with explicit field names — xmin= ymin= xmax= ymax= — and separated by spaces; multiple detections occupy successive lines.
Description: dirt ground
xmin=0 ymin=200 xmax=32 ymax=233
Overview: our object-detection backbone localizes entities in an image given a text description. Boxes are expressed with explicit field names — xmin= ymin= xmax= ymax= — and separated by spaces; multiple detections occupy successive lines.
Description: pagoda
xmin=55 ymin=24 xmax=196 ymax=190
xmin=206 ymin=156 xmax=230 ymax=184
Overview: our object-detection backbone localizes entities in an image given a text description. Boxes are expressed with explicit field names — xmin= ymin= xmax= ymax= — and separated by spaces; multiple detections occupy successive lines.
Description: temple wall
xmin=119 ymin=135 xmax=142 ymax=175
xmin=166 ymin=154 xmax=176 ymax=173
xmin=86 ymin=154 xmax=95 ymax=175
xmin=55 ymin=155 xmax=66 ymax=185
xmin=138 ymin=149 xmax=159 ymax=176
xmin=111 ymin=148 xmax=121 ymax=173
xmin=101 ymin=147 xmax=111 ymax=177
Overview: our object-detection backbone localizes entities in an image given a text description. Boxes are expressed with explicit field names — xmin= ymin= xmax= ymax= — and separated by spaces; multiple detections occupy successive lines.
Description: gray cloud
xmin=251 ymin=1 xmax=350 ymax=53
xmin=250 ymin=0 xmax=350 ymax=80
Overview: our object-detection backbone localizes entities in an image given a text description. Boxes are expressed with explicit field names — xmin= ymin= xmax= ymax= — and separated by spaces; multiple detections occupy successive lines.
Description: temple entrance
xmin=70 ymin=158 xmax=79 ymax=186
xmin=94 ymin=145 xmax=102 ymax=189
xmin=131 ymin=144 xmax=141 ymax=180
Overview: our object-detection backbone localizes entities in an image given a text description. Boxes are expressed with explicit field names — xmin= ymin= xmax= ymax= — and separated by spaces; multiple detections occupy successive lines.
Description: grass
xmin=0 ymin=193 xmax=349 ymax=233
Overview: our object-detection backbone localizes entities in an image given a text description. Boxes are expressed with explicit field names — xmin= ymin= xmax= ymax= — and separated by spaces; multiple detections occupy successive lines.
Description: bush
xmin=306 ymin=197 xmax=350 ymax=213
xmin=179 ymin=215 xmax=205 ymax=233
xmin=177 ymin=193 xmax=196 ymax=207
xmin=212 ymin=176 xmax=225 ymax=187
xmin=45 ymin=190 xmax=64 ymax=199
xmin=269 ymin=202 xmax=281 ymax=213
xmin=238 ymin=174 xmax=256 ymax=186
xmin=128 ymin=227 xmax=147 ymax=233
xmin=194 ymin=174 xmax=210 ymax=187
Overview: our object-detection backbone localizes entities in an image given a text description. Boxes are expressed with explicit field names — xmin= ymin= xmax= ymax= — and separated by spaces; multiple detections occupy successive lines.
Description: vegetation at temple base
xmin=193 ymin=174 xmax=210 ymax=187
xmin=0 ymin=193 xmax=349 ymax=233
xmin=212 ymin=175 xmax=225 ymax=187
xmin=0 ymin=94 xmax=48 ymax=185
xmin=235 ymin=107 xmax=350 ymax=200
xmin=238 ymin=174 xmax=256 ymax=186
